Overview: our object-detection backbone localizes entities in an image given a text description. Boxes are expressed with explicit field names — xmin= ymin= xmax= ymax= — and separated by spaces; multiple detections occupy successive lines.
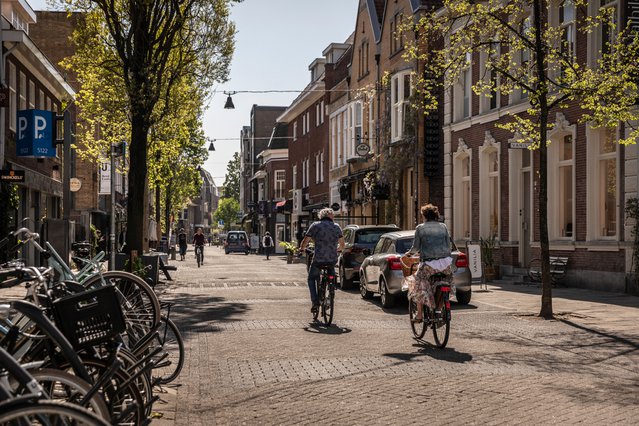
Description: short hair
xmin=420 ymin=203 xmax=440 ymax=221
xmin=318 ymin=208 xmax=334 ymax=219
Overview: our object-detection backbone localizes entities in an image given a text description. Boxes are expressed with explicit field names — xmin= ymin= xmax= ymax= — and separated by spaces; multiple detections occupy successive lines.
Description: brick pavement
xmin=2 ymin=247 xmax=637 ymax=425
xmin=149 ymin=248 xmax=639 ymax=425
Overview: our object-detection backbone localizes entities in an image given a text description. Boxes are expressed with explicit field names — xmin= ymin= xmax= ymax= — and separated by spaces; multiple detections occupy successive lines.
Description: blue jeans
xmin=307 ymin=263 xmax=335 ymax=305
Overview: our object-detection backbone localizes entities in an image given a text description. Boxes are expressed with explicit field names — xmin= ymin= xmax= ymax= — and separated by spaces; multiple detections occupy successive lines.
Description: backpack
xmin=178 ymin=233 xmax=187 ymax=244
xmin=264 ymin=236 xmax=273 ymax=247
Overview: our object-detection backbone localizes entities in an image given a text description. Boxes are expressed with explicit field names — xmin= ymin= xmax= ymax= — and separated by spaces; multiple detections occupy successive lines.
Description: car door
xmin=365 ymin=237 xmax=390 ymax=285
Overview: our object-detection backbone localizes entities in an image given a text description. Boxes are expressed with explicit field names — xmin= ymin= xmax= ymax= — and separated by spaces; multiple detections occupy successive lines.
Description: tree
xmin=406 ymin=0 xmax=639 ymax=318
xmin=213 ymin=197 xmax=240 ymax=231
xmin=222 ymin=152 xmax=241 ymax=202
xmin=59 ymin=0 xmax=239 ymax=254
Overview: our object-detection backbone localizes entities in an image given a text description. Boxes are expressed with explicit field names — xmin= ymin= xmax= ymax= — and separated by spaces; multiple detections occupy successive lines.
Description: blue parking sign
xmin=16 ymin=109 xmax=56 ymax=157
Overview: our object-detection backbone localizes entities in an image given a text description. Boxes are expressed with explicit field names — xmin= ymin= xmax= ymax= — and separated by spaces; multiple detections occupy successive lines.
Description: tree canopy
xmin=213 ymin=197 xmax=240 ymax=231
xmin=222 ymin=152 xmax=241 ymax=202
xmin=58 ymin=0 xmax=240 ymax=253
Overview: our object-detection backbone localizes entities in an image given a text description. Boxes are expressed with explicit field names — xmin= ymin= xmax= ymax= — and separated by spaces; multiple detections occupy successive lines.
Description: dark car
xmin=359 ymin=230 xmax=472 ymax=307
xmin=224 ymin=231 xmax=250 ymax=255
xmin=337 ymin=224 xmax=400 ymax=289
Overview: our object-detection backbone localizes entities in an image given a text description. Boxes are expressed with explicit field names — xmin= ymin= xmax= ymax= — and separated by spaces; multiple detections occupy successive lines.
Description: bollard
xmin=170 ymin=246 xmax=176 ymax=261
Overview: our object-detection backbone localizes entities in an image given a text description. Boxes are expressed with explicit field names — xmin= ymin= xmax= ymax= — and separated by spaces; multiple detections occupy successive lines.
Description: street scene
xmin=3 ymin=0 xmax=639 ymax=424
xmin=149 ymin=248 xmax=639 ymax=425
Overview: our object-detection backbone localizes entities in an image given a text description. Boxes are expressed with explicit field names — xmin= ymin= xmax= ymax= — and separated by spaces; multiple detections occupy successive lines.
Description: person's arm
xmin=299 ymin=235 xmax=312 ymax=251
xmin=337 ymin=236 xmax=345 ymax=253
xmin=406 ymin=226 xmax=420 ymax=255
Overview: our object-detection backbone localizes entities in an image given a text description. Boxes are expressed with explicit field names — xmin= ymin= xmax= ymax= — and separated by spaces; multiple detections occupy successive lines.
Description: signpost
xmin=355 ymin=143 xmax=370 ymax=157
xmin=508 ymin=142 xmax=531 ymax=149
xmin=467 ymin=244 xmax=485 ymax=288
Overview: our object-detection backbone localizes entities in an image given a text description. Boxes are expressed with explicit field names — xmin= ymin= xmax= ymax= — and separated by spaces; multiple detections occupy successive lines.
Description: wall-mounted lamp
xmin=223 ymin=91 xmax=236 ymax=109
xmin=208 ymin=139 xmax=216 ymax=151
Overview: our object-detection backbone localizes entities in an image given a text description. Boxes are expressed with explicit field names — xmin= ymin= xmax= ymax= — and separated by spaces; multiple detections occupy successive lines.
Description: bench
xmin=528 ymin=256 xmax=568 ymax=285
xmin=159 ymin=257 xmax=177 ymax=281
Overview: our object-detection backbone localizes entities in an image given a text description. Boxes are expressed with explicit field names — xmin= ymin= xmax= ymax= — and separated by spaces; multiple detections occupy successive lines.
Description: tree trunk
xmin=126 ymin=110 xmax=149 ymax=254
xmin=534 ymin=0 xmax=553 ymax=319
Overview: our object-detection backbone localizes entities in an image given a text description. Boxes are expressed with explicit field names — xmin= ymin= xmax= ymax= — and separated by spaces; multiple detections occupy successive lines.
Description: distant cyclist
xmin=299 ymin=208 xmax=344 ymax=314
xmin=193 ymin=227 xmax=206 ymax=264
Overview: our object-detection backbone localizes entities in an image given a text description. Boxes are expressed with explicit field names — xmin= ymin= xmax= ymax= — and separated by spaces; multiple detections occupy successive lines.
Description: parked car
xmin=359 ymin=230 xmax=472 ymax=308
xmin=224 ymin=230 xmax=250 ymax=255
xmin=337 ymin=224 xmax=400 ymax=289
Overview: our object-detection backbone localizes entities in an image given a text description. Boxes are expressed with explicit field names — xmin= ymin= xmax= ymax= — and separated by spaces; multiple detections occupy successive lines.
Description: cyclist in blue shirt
xmin=299 ymin=208 xmax=345 ymax=314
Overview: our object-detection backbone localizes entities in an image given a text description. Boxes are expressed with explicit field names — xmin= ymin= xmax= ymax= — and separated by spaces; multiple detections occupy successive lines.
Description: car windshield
xmin=355 ymin=229 xmax=395 ymax=244
xmin=395 ymin=238 xmax=414 ymax=254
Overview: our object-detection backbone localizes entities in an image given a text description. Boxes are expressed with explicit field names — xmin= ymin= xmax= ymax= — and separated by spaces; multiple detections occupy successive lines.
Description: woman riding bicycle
xmin=404 ymin=203 xmax=454 ymax=323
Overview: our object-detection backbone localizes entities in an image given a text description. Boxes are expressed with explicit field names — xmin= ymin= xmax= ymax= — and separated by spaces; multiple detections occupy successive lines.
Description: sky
xmin=27 ymin=0 xmax=360 ymax=187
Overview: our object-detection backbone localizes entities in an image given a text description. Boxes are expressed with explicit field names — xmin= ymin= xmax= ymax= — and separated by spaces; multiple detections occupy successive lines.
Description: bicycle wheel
xmin=0 ymin=399 xmax=111 ymax=426
xmin=409 ymin=299 xmax=427 ymax=339
xmin=23 ymin=368 xmax=111 ymax=422
xmin=432 ymin=305 xmax=450 ymax=348
xmin=322 ymin=281 xmax=334 ymax=326
xmin=64 ymin=357 xmax=146 ymax=425
xmin=116 ymin=348 xmax=155 ymax=418
xmin=153 ymin=315 xmax=185 ymax=385
xmin=82 ymin=271 xmax=161 ymax=346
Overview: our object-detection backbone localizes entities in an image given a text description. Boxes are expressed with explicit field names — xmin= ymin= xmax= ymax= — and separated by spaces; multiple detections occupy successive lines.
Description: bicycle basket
xmin=52 ymin=285 xmax=126 ymax=350
xmin=400 ymin=254 xmax=420 ymax=278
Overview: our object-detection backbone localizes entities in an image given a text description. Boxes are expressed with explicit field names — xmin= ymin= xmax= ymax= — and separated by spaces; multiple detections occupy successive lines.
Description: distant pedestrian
xmin=208 ymin=235 xmax=212 ymax=246
xmin=178 ymin=228 xmax=188 ymax=261
xmin=262 ymin=232 xmax=274 ymax=260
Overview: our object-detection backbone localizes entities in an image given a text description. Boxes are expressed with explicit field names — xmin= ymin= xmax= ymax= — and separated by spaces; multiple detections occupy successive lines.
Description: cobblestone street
xmin=148 ymin=246 xmax=639 ymax=425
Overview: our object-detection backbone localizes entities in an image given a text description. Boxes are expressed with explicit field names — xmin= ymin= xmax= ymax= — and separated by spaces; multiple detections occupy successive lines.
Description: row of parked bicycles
xmin=0 ymin=226 xmax=185 ymax=425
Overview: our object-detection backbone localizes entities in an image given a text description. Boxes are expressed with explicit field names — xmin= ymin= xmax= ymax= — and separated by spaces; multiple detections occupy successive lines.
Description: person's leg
xmin=201 ymin=246 xmax=204 ymax=263
xmin=307 ymin=264 xmax=320 ymax=308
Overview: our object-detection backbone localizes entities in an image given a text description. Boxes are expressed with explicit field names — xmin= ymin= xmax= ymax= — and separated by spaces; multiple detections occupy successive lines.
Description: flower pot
xmin=484 ymin=265 xmax=497 ymax=281
xmin=286 ymin=254 xmax=293 ymax=264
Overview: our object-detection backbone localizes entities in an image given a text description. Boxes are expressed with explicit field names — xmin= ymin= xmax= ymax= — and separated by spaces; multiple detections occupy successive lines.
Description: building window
xmin=315 ymin=154 xmax=320 ymax=184
xmin=292 ymin=165 xmax=297 ymax=190
xmin=559 ymin=0 xmax=576 ymax=75
xmin=274 ymin=170 xmax=286 ymax=199
xmin=391 ymin=70 xmax=412 ymax=142
xmin=38 ymin=89 xmax=44 ymax=109
xmin=293 ymin=121 xmax=297 ymax=141
xmin=588 ymin=126 xmax=618 ymax=239
xmin=454 ymin=53 xmax=472 ymax=121
xmin=320 ymin=101 xmax=325 ymax=124
xmin=549 ymin=131 xmax=574 ymax=239
xmin=9 ymin=62 xmax=16 ymax=131
xmin=330 ymin=117 xmax=337 ymax=168
xmin=480 ymin=45 xmax=500 ymax=113
xmin=359 ymin=40 xmax=369 ymax=78
xmin=29 ymin=80 xmax=35 ymax=109
xmin=320 ymin=151 xmax=324 ymax=183
xmin=453 ymin=148 xmax=472 ymax=240
xmin=19 ymin=71 xmax=26 ymax=111
xmin=391 ymin=12 xmax=404 ymax=54
xmin=480 ymin=146 xmax=500 ymax=237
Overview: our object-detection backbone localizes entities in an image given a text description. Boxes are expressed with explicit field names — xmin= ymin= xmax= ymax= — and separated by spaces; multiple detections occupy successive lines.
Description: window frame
xmin=390 ymin=70 xmax=412 ymax=142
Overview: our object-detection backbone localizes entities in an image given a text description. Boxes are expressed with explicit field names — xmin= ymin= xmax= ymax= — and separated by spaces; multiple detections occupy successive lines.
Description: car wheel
xmin=339 ymin=264 xmax=351 ymax=290
xmin=359 ymin=272 xmax=373 ymax=299
xmin=456 ymin=289 xmax=472 ymax=305
xmin=379 ymin=277 xmax=395 ymax=308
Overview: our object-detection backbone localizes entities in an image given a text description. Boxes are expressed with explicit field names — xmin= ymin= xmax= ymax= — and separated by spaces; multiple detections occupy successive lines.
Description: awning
xmin=276 ymin=200 xmax=286 ymax=208
xmin=302 ymin=202 xmax=327 ymax=212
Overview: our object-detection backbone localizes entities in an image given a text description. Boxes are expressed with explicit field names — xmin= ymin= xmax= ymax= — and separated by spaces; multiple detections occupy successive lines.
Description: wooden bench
xmin=159 ymin=257 xmax=177 ymax=281
xmin=528 ymin=256 xmax=568 ymax=285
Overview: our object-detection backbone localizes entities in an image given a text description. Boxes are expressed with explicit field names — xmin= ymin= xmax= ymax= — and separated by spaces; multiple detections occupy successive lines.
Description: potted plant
xmin=279 ymin=241 xmax=298 ymax=264
xmin=480 ymin=235 xmax=498 ymax=281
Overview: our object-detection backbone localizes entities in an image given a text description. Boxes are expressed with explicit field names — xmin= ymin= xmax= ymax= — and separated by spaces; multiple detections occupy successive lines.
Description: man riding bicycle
xmin=299 ymin=208 xmax=345 ymax=314
xmin=193 ymin=227 xmax=206 ymax=264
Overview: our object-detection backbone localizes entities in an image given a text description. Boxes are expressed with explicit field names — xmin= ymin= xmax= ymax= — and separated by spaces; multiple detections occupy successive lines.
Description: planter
xmin=286 ymin=254 xmax=293 ymax=264
xmin=484 ymin=265 xmax=497 ymax=282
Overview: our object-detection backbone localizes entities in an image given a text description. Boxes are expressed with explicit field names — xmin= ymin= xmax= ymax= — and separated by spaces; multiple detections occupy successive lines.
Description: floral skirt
xmin=404 ymin=261 xmax=454 ymax=309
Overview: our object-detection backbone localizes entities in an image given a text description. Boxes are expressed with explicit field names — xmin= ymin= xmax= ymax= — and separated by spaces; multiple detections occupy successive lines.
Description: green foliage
xmin=222 ymin=152 xmax=241 ymax=202
xmin=479 ymin=235 xmax=498 ymax=268
xmin=57 ymin=0 xmax=239 ymax=253
xmin=279 ymin=241 xmax=298 ymax=255
xmin=124 ymin=257 xmax=146 ymax=280
xmin=213 ymin=197 xmax=240 ymax=231
xmin=625 ymin=198 xmax=639 ymax=294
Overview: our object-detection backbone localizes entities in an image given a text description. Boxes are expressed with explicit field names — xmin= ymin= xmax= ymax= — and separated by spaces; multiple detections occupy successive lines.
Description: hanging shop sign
xmin=16 ymin=109 xmax=56 ymax=157
xmin=70 ymin=178 xmax=82 ymax=192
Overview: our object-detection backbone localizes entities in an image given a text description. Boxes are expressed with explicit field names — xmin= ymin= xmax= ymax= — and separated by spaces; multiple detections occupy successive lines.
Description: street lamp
xmin=223 ymin=91 xmax=236 ymax=109
xmin=208 ymin=139 xmax=216 ymax=151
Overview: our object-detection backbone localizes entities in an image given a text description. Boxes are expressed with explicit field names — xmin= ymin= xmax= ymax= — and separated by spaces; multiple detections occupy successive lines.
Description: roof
xmin=267 ymin=123 xmax=289 ymax=150
xmin=378 ymin=229 xmax=416 ymax=239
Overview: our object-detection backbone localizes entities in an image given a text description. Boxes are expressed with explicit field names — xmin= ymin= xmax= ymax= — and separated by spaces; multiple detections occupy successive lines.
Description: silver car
xmin=359 ymin=230 xmax=472 ymax=308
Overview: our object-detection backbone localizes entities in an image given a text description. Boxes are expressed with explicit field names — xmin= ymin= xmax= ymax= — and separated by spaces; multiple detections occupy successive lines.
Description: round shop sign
xmin=355 ymin=143 xmax=370 ymax=157
xmin=69 ymin=177 xmax=82 ymax=192
xmin=331 ymin=202 xmax=340 ymax=211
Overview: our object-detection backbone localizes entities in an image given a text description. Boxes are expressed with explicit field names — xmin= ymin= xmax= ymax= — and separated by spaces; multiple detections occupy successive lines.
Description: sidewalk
xmin=473 ymin=280 xmax=639 ymax=336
